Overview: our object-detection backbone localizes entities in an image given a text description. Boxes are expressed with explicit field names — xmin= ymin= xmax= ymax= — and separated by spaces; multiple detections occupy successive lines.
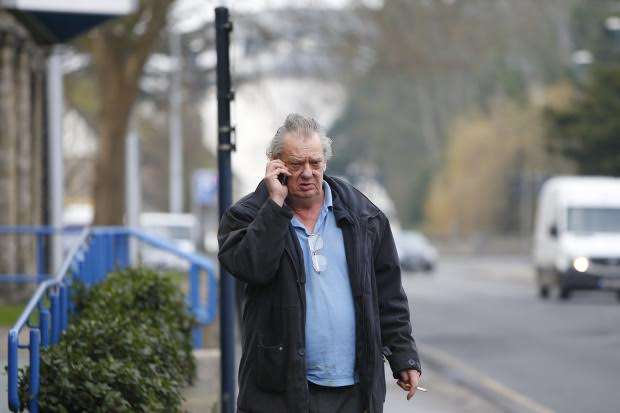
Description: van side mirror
xmin=549 ymin=224 xmax=558 ymax=238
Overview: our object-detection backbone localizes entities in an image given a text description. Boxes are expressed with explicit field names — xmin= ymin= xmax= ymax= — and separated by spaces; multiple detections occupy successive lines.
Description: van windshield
xmin=567 ymin=208 xmax=620 ymax=233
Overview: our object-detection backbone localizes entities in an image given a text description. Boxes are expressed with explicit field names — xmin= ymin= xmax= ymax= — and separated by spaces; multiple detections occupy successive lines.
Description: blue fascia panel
xmin=6 ymin=10 xmax=121 ymax=44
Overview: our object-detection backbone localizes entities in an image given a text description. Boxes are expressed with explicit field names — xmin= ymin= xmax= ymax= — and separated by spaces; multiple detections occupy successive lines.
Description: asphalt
xmin=404 ymin=255 xmax=620 ymax=413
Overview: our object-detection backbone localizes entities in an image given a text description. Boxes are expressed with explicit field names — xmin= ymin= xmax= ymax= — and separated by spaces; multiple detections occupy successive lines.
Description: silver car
xmin=394 ymin=230 xmax=438 ymax=273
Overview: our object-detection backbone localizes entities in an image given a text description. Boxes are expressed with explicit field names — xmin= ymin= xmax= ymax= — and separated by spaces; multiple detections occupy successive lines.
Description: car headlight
xmin=572 ymin=256 xmax=589 ymax=273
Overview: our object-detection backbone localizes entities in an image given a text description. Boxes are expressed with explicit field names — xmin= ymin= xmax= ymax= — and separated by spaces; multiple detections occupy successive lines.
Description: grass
xmin=0 ymin=303 xmax=26 ymax=327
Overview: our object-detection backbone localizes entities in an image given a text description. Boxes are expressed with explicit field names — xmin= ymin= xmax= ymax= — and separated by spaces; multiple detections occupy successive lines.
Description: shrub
xmin=19 ymin=267 xmax=196 ymax=412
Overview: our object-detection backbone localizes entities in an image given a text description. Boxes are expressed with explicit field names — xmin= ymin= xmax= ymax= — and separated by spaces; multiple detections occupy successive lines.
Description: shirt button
xmin=298 ymin=348 xmax=305 ymax=356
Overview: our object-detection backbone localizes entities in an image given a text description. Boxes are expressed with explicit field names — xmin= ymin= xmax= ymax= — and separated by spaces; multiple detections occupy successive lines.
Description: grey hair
xmin=266 ymin=113 xmax=333 ymax=161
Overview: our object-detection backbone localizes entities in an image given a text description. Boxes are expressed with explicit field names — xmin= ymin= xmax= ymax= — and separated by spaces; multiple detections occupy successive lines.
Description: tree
xmin=425 ymin=91 xmax=572 ymax=238
xmin=545 ymin=67 xmax=620 ymax=176
xmin=86 ymin=0 xmax=175 ymax=225
xmin=329 ymin=0 xmax=575 ymax=228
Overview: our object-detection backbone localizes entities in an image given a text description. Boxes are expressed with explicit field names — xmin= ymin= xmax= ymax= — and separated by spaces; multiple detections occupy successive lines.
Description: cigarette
xmin=416 ymin=386 xmax=428 ymax=392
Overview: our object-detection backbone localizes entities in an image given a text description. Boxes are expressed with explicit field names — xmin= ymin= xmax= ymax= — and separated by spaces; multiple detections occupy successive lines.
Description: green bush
xmin=19 ymin=267 xmax=196 ymax=412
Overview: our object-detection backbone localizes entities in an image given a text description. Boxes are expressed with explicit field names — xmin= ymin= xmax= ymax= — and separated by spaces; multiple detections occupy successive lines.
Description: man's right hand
xmin=265 ymin=160 xmax=290 ymax=206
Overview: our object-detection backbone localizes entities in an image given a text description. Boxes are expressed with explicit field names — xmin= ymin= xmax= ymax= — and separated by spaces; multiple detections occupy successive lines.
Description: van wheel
xmin=538 ymin=285 xmax=550 ymax=299
xmin=559 ymin=287 xmax=572 ymax=300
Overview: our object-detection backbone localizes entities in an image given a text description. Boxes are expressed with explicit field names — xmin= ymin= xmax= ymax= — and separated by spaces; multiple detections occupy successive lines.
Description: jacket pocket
xmin=255 ymin=340 xmax=287 ymax=393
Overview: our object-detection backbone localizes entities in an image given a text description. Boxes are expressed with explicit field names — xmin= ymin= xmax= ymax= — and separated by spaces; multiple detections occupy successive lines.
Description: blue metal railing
xmin=3 ymin=226 xmax=218 ymax=412
xmin=0 ymin=226 xmax=80 ymax=284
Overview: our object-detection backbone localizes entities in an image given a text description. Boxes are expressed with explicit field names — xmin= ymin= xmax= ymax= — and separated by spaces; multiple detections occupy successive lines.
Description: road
xmin=4 ymin=255 xmax=619 ymax=413
xmin=394 ymin=255 xmax=620 ymax=413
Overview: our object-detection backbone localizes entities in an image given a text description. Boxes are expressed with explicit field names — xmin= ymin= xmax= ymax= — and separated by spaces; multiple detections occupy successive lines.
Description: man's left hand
xmin=396 ymin=369 xmax=421 ymax=400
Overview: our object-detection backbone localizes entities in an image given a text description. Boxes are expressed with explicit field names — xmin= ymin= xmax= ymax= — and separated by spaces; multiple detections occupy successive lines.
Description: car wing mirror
xmin=549 ymin=224 xmax=558 ymax=238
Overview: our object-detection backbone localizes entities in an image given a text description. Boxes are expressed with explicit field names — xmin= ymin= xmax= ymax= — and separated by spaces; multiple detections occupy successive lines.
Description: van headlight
xmin=573 ymin=257 xmax=589 ymax=273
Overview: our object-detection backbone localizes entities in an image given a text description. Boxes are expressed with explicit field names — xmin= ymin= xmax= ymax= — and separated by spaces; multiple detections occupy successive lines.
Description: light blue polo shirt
xmin=290 ymin=181 xmax=357 ymax=386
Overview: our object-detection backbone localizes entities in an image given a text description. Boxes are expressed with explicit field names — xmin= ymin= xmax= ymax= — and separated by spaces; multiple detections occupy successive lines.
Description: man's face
xmin=280 ymin=132 xmax=326 ymax=203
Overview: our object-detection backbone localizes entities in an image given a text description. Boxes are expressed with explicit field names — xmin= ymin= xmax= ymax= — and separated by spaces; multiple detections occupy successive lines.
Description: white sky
xmin=202 ymin=77 xmax=346 ymax=198
xmin=174 ymin=0 xmax=381 ymax=198
xmin=171 ymin=0 xmax=382 ymax=32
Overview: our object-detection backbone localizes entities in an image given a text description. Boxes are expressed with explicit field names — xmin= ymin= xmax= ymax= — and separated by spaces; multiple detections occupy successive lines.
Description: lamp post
xmin=215 ymin=6 xmax=236 ymax=413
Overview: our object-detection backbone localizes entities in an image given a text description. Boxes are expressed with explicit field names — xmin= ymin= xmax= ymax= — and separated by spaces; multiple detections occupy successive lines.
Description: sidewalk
xmin=183 ymin=349 xmax=500 ymax=413
xmin=182 ymin=349 xmax=220 ymax=412
xmin=383 ymin=362 xmax=498 ymax=413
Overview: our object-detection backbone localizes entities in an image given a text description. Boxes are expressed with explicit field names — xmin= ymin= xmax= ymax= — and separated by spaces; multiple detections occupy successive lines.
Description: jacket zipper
xmin=343 ymin=217 xmax=371 ymax=409
xmin=358 ymin=223 xmax=372 ymax=401
xmin=285 ymin=230 xmax=308 ymax=406
xmin=285 ymin=246 xmax=305 ymax=310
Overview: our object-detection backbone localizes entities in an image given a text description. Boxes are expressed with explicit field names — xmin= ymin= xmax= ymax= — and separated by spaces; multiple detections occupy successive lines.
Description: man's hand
xmin=397 ymin=369 xmax=421 ymax=400
xmin=265 ymin=160 xmax=291 ymax=206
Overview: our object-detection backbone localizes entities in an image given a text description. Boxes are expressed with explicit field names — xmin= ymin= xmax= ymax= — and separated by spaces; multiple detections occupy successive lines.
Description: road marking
xmin=422 ymin=345 xmax=555 ymax=413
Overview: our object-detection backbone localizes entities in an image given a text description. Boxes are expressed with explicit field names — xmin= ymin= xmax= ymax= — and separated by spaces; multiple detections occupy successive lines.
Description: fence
xmin=0 ymin=226 xmax=218 ymax=412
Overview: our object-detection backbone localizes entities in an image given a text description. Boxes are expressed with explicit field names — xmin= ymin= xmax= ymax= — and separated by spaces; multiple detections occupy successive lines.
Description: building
xmin=0 ymin=1 xmax=134 ymax=300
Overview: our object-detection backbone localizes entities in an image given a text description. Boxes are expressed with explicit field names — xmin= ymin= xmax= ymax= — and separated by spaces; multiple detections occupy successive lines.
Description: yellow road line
xmin=422 ymin=345 xmax=555 ymax=413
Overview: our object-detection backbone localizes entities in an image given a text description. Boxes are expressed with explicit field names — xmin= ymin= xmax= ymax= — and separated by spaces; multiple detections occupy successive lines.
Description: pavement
xmin=183 ymin=349 xmax=220 ymax=413
xmin=181 ymin=255 xmax=536 ymax=413
xmin=182 ymin=348 xmax=501 ymax=413
xmin=383 ymin=355 xmax=499 ymax=413
xmin=183 ymin=254 xmax=620 ymax=413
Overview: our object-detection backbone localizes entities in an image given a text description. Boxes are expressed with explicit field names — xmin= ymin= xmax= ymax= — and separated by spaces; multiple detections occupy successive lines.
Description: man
xmin=218 ymin=113 xmax=421 ymax=413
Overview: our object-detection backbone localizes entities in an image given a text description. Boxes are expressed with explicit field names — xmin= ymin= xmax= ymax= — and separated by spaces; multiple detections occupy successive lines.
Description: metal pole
xmin=47 ymin=48 xmax=64 ymax=273
xmin=216 ymin=7 xmax=236 ymax=413
xmin=189 ymin=263 xmax=202 ymax=348
xmin=169 ymin=30 xmax=184 ymax=213
xmin=29 ymin=329 xmax=41 ymax=413
xmin=125 ymin=129 xmax=141 ymax=264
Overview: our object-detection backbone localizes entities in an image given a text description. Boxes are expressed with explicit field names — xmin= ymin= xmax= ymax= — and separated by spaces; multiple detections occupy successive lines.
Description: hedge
xmin=18 ymin=267 xmax=197 ymax=413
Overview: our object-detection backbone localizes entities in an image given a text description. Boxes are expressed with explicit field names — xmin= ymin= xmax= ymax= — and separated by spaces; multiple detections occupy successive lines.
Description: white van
xmin=139 ymin=212 xmax=198 ymax=270
xmin=533 ymin=176 xmax=620 ymax=301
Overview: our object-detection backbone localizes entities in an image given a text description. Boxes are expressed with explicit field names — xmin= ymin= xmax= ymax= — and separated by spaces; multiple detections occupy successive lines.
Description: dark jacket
xmin=217 ymin=175 xmax=421 ymax=413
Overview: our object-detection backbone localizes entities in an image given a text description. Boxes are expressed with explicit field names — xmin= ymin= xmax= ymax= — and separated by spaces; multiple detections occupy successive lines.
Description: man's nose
xmin=301 ymin=163 xmax=313 ymax=178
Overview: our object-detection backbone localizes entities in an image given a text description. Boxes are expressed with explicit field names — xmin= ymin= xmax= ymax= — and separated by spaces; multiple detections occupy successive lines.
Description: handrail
xmin=5 ymin=225 xmax=218 ymax=412
xmin=127 ymin=228 xmax=218 ymax=326
xmin=0 ymin=226 xmax=83 ymax=235
xmin=0 ymin=225 xmax=83 ymax=284
xmin=128 ymin=228 xmax=216 ymax=272
xmin=7 ymin=227 xmax=91 ymax=412
xmin=9 ymin=227 xmax=90 ymax=336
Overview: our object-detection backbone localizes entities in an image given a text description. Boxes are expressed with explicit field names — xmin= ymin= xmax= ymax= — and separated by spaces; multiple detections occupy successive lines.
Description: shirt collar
xmin=322 ymin=180 xmax=333 ymax=211
xmin=291 ymin=180 xmax=332 ymax=231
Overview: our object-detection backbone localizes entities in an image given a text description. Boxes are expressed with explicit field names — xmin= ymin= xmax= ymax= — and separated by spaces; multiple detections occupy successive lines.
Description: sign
xmin=192 ymin=169 xmax=218 ymax=207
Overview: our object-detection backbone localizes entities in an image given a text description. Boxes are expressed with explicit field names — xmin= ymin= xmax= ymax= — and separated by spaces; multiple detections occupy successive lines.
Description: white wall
xmin=202 ymin=76 xmax=345 ymax=198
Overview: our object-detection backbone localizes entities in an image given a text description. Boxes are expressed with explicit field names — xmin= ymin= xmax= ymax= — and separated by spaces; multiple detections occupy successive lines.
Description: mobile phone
xmin=278 ymin=173 xmax=288 ymax=185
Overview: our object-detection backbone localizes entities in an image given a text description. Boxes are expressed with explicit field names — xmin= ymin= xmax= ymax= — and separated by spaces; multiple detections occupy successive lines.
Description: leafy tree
xmin=545 ymin=67 xmax=620 ymax=176
xmin=426 ymin=93 xmax=571 ymax=238
xmin=86 ymin=0 xmax=175 ymax=225
xmin=329 ymin=0 xmax=574 ymax=227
